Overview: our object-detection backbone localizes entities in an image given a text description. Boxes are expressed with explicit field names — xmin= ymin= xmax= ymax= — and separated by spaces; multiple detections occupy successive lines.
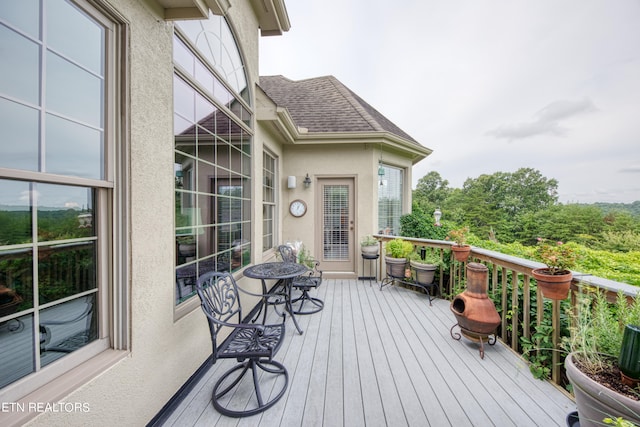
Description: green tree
xmin=412 ymin=171 xmax=451 ymax=214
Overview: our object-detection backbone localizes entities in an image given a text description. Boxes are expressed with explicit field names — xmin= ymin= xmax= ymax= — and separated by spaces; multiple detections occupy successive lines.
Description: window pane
xmin=0 ymin=98 xmax=39 ymax=171
xmin=0 ymin=247 xmax=34 ymax=312
xmin=46 ymin=51 xmax=103 ymax=127
xmin=378 ymin=165 xmax=404 ymax=235
xmin=39 ymin=294 xmax=97 ymax=367
xmin=45 ymin=114 xmax=103 ymax=179
xmin=36 ymin=184 xmax=94 ymax=241
xmin=0 ymin=179 xmax=33 ymax=245
xmin=0 ymin=314 xmax=35 ymax=388
xmin=0 ymin=0 xmax=40 ymax=38
xmin=46 ymin=0 xmax=104 ymax=75
xmin=38 ymin=242 xmax=96 ymax=304
xmin=0 ymin=24 xmax=40 ymax=105
xmin=174 ymin=75 xmax=195 ymax=123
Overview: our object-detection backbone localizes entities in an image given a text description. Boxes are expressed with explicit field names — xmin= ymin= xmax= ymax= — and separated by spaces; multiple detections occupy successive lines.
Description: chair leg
xmin=291 ymin=289 xmax=324 ymax=315
xmin=212 ymin=359 xmax=288 ymax=418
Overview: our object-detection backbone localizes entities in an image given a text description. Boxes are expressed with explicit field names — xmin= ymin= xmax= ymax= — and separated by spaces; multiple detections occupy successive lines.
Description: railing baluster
xmin=511 ymin=269 xmax=519 ymax=351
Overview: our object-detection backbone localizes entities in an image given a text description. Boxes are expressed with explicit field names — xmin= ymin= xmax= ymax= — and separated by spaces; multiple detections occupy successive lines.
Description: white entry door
xmin=316 ymin=178 xmax=355 ymax=276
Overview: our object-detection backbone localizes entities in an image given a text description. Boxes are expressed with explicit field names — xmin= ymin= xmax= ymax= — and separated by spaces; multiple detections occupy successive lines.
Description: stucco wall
xmin=25 ymin=1 xmax=262 ymax=425
xmin=281 ymin=143 xmax=414 ymax=277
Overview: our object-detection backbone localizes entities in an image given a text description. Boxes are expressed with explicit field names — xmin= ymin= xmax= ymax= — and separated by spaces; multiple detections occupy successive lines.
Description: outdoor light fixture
xmin=378 ymin=162 xmax=385 ymax=186
xmin=434 ymin=207 xmax=442 ymax=226
xmin=303 ymin=174 xmax=312 ymax=188
xmin=287 ymin=176 xmax=296 ymax=189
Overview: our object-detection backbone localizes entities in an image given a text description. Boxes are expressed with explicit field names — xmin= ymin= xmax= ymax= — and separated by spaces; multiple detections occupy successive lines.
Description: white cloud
xmin=486 ymin=98 xmax=598 ymax=141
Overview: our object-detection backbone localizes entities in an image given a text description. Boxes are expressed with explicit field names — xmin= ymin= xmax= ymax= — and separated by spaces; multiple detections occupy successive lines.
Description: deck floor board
xmin=157 ymin=278 xmax=575 ymax=427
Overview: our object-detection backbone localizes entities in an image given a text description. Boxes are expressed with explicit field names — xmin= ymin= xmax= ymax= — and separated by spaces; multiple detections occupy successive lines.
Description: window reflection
xmin=45 ymin=114 xmax=103 ymax=179
xmin=0 ymin=313 xmax=35 ymax=388
xmin=0 ymin=98 xmax=39 ymax=171
xmin=174 ymin=15 xmax=251 ymax=305
xmin=0 ymin=24 xmax=40 ymax=105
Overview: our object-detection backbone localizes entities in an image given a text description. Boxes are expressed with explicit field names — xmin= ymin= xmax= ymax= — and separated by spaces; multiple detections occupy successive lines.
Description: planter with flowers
xmin=447 ymin=226 xmax=471 ymax=262
xmin=532 ymin=238 xmax=578 ymax=300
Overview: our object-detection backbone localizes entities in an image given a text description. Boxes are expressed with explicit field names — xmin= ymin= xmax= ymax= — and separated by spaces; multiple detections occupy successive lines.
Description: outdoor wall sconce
xmin=434 ymin=207 xmax=442 ymax=226
xmin=303 ymin=174 xmax=312 ymax=188
xmin=287 ymin=176 xmax=296 ymax=189
xmin=378 ymin=163 xmax=385 ymax=186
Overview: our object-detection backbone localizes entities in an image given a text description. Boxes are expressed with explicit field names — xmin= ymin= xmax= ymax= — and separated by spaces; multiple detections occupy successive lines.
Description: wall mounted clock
xmin=289 ymin=199 xmax=307 ymax=217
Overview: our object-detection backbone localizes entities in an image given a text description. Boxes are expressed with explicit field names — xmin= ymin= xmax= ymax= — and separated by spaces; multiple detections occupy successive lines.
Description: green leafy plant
xmin=521 ymin=320 xmax=555 ymax=380
xmin=385 ymin=238 xmax=413 ymax=258
xmin=360 ymin=235 xmax=378 ymax=246
xmin=535 ymin=238 xmax=578 ymax=275
xmin=408 ymin=249 xmax=444 ymax=268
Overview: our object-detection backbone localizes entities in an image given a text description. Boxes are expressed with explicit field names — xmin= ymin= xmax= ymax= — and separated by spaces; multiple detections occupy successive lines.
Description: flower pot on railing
xmin=451 ymin=245 xmax=471 ymax=262
xmin=532 ymin=268 xmax=572 ymax=300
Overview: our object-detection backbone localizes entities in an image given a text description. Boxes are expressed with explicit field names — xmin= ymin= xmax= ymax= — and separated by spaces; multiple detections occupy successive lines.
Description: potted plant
xmin=532 ymin=238 xmax=578 ymax=300
xmin=408 ymin=249 xmax=443 ymax=286
xmin=384 ymin=238 xmax=413 ymax=278
xmin=360 ymin=235 xmax=379 ymax=256
xmin=176 ymin=235 xmax=196 ymax=258
xmin=447 ymin=226 xmax=471 ymax=262
xmin=564 ymin=288 xmax=640 ymax=427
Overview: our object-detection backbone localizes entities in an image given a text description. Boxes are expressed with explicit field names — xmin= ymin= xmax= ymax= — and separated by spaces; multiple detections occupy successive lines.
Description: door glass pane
xmin=0 ymin=98 xmax=39 ymax=171
xmin=323 ymin=185 xmax=349 ymax=260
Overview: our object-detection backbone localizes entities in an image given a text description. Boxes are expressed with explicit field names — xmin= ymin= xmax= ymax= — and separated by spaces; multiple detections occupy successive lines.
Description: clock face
xmin=289 ymin=199 xmax=307 ymax=217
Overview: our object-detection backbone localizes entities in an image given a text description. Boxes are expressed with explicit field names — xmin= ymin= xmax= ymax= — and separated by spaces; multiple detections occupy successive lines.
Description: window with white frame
xmin=173 ymin=15 xmax=252 ymax=306
xmin=0 ymin=0 xmax=118 ymax=391
xmin=262 ymin=152 xmax=276 ymax=251
xmin=378 ymin=165 xmax=404 ymax=235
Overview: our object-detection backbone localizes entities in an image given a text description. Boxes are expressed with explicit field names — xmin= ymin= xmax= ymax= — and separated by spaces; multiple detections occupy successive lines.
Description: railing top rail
xmin=373 ymin=234 xmax=639 ymax=298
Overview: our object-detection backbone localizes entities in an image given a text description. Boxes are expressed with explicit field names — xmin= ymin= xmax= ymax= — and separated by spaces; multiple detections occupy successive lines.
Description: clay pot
xmin=451 ymin=245 xmax=471 ymax=262
xmin=532 ymin=268 xmax=572 ymax=300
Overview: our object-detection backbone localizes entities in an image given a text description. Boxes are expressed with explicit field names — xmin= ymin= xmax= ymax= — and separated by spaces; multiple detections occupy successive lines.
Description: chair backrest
xmin=196 ymin=272 xmax=242 ymax=361
xmin=277 ymin=245 xmax=297 ymax=263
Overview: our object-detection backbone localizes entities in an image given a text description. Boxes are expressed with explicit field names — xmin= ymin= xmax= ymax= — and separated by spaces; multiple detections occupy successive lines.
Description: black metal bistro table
xmin=243 ymin=262 xmax=308 ymax=335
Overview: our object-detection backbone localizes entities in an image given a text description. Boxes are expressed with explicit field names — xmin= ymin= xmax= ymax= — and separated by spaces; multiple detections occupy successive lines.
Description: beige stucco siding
xmin=23 ymin=0 xmax=261 ymax=425
xmin=280 ymin=143 xmax=414 ymax=277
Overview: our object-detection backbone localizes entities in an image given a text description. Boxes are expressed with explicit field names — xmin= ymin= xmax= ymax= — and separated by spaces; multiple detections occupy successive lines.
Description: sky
xmin=259 ymin=0 xmax=640 ymax=204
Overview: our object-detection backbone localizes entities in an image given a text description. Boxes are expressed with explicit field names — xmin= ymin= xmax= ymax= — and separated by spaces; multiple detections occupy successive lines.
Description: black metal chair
xmin=277 ymin=245 xmax=324 ymax=315
xmin=196 ymin=271 xmax=288 ymax=417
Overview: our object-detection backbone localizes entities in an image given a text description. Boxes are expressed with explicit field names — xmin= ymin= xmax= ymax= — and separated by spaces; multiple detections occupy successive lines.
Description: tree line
xmin=409 ymin=167 xmax=640 ymax=252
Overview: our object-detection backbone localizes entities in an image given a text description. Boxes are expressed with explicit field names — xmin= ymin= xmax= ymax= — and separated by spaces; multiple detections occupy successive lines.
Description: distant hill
xmin=589 ymin=201 xmax=640 ymax=217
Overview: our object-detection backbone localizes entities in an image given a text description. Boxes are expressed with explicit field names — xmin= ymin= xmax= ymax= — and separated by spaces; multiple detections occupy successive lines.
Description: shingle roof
xmin=259 ymin=75 xmax=419 ymax=144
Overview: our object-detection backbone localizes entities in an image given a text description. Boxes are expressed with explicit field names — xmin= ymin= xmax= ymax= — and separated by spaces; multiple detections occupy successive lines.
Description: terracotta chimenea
xmin=450 ymin=262 xmax=501 ymax=359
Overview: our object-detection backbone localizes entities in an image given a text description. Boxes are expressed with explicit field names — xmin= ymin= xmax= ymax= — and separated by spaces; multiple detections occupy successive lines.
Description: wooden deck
xmin=157 ymin=278 xmax=575 ymax=427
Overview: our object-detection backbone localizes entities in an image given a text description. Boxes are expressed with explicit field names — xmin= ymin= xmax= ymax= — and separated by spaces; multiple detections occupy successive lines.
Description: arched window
xmin=173 ymin=14 xmax=252 ymax=306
